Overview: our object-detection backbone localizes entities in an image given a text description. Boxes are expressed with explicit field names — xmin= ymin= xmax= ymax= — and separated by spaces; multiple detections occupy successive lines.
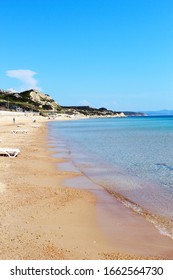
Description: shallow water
xmin=48 ymin=116 xmax=173 ymax=238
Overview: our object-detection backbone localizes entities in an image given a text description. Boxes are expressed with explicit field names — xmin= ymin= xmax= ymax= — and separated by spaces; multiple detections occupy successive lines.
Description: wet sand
xmin=0 ymin=115 xmax=173 ymax=259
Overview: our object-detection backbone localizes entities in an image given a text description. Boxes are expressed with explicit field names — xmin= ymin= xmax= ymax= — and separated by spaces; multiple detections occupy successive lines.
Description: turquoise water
xmin=48 ymin=116 xmax=173 ymax=237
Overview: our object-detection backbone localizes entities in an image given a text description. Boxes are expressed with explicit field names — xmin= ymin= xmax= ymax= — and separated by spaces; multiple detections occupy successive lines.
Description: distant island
xmin=144 ymin=110 xmax=173 ymax=116
xmin=0 ymin=88 xmax=146 ymax=118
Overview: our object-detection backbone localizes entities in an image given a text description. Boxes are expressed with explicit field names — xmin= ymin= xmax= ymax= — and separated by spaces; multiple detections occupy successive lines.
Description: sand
xmin=0 ymin=114 xmax=173 ymax=260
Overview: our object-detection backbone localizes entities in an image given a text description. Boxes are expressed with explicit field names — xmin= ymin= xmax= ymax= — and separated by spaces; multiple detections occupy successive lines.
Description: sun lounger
xmin=0 ymin=148 xmax=20 ymax=158
xmin=11 ymin=130 xmax=28 ymax=134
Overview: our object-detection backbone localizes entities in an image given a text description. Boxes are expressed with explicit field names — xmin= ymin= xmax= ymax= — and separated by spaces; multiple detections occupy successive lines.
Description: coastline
xmin=0 ymin=115 xmax=173 ymax=259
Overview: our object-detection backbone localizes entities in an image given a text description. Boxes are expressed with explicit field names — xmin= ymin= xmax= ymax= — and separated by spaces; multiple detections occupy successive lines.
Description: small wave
xmin=107 ymin=189 xmax=173 ymax=240
xmin=156 ymin=163 xmax=173 ymax=171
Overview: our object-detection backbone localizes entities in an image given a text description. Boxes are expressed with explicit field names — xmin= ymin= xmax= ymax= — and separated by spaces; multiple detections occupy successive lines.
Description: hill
xmin=0 ymin=88 xmax=146 ymax=117
xmin=61 ymin=106 xmax=145 ymax=117
xmin=0 ymin=89 xmax=61 ymax=114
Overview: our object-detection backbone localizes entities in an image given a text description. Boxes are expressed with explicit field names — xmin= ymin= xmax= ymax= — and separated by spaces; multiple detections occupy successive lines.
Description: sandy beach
xmin=0 ymin=114 xmax=173 ymax=260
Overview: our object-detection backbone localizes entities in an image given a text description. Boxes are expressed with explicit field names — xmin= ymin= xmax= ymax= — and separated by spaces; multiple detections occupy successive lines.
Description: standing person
xmin=13 ymin=117 xmax=15 ymax=123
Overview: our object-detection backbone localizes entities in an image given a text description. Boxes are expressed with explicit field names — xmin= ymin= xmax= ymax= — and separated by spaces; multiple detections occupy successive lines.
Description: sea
xmin=47 ymin=116 xmax=173 ymax=239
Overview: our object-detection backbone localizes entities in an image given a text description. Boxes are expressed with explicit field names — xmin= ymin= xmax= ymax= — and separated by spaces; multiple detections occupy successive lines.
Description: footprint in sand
xmin=0 ymin=182 xmax=6 ymax=193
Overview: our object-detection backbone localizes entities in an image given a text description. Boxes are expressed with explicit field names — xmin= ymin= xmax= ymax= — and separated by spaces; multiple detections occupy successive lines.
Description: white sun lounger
xmin=31 ymin=125 xmax=40 ymax=128
xmin=11 ymin=130 xmax=28 ymax=134
xmin=0 ymin=148 xmax=20 ymax=158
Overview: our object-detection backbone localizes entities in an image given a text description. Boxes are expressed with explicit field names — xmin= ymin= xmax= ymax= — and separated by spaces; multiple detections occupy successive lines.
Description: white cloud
xmin=7 ymin=88 xmax=17 ymax=93
xmin=79 ymin=99 xmax=90 ymax=106
xmin=6 ymin=69 xmax=41 ymax=91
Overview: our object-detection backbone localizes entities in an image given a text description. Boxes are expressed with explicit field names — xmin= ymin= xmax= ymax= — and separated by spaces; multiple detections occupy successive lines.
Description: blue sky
xmin=0 ymin=0 xmax=172 ymax=111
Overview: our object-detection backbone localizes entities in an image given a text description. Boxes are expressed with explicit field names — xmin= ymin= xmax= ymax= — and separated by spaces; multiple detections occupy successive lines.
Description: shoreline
xmin=0 ymin=115 xmax=173 ymax=259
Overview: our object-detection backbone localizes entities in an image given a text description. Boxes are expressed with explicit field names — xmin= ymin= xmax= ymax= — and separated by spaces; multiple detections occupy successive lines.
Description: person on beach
xmin=13 ymin=117 xmax=15 ymax=123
